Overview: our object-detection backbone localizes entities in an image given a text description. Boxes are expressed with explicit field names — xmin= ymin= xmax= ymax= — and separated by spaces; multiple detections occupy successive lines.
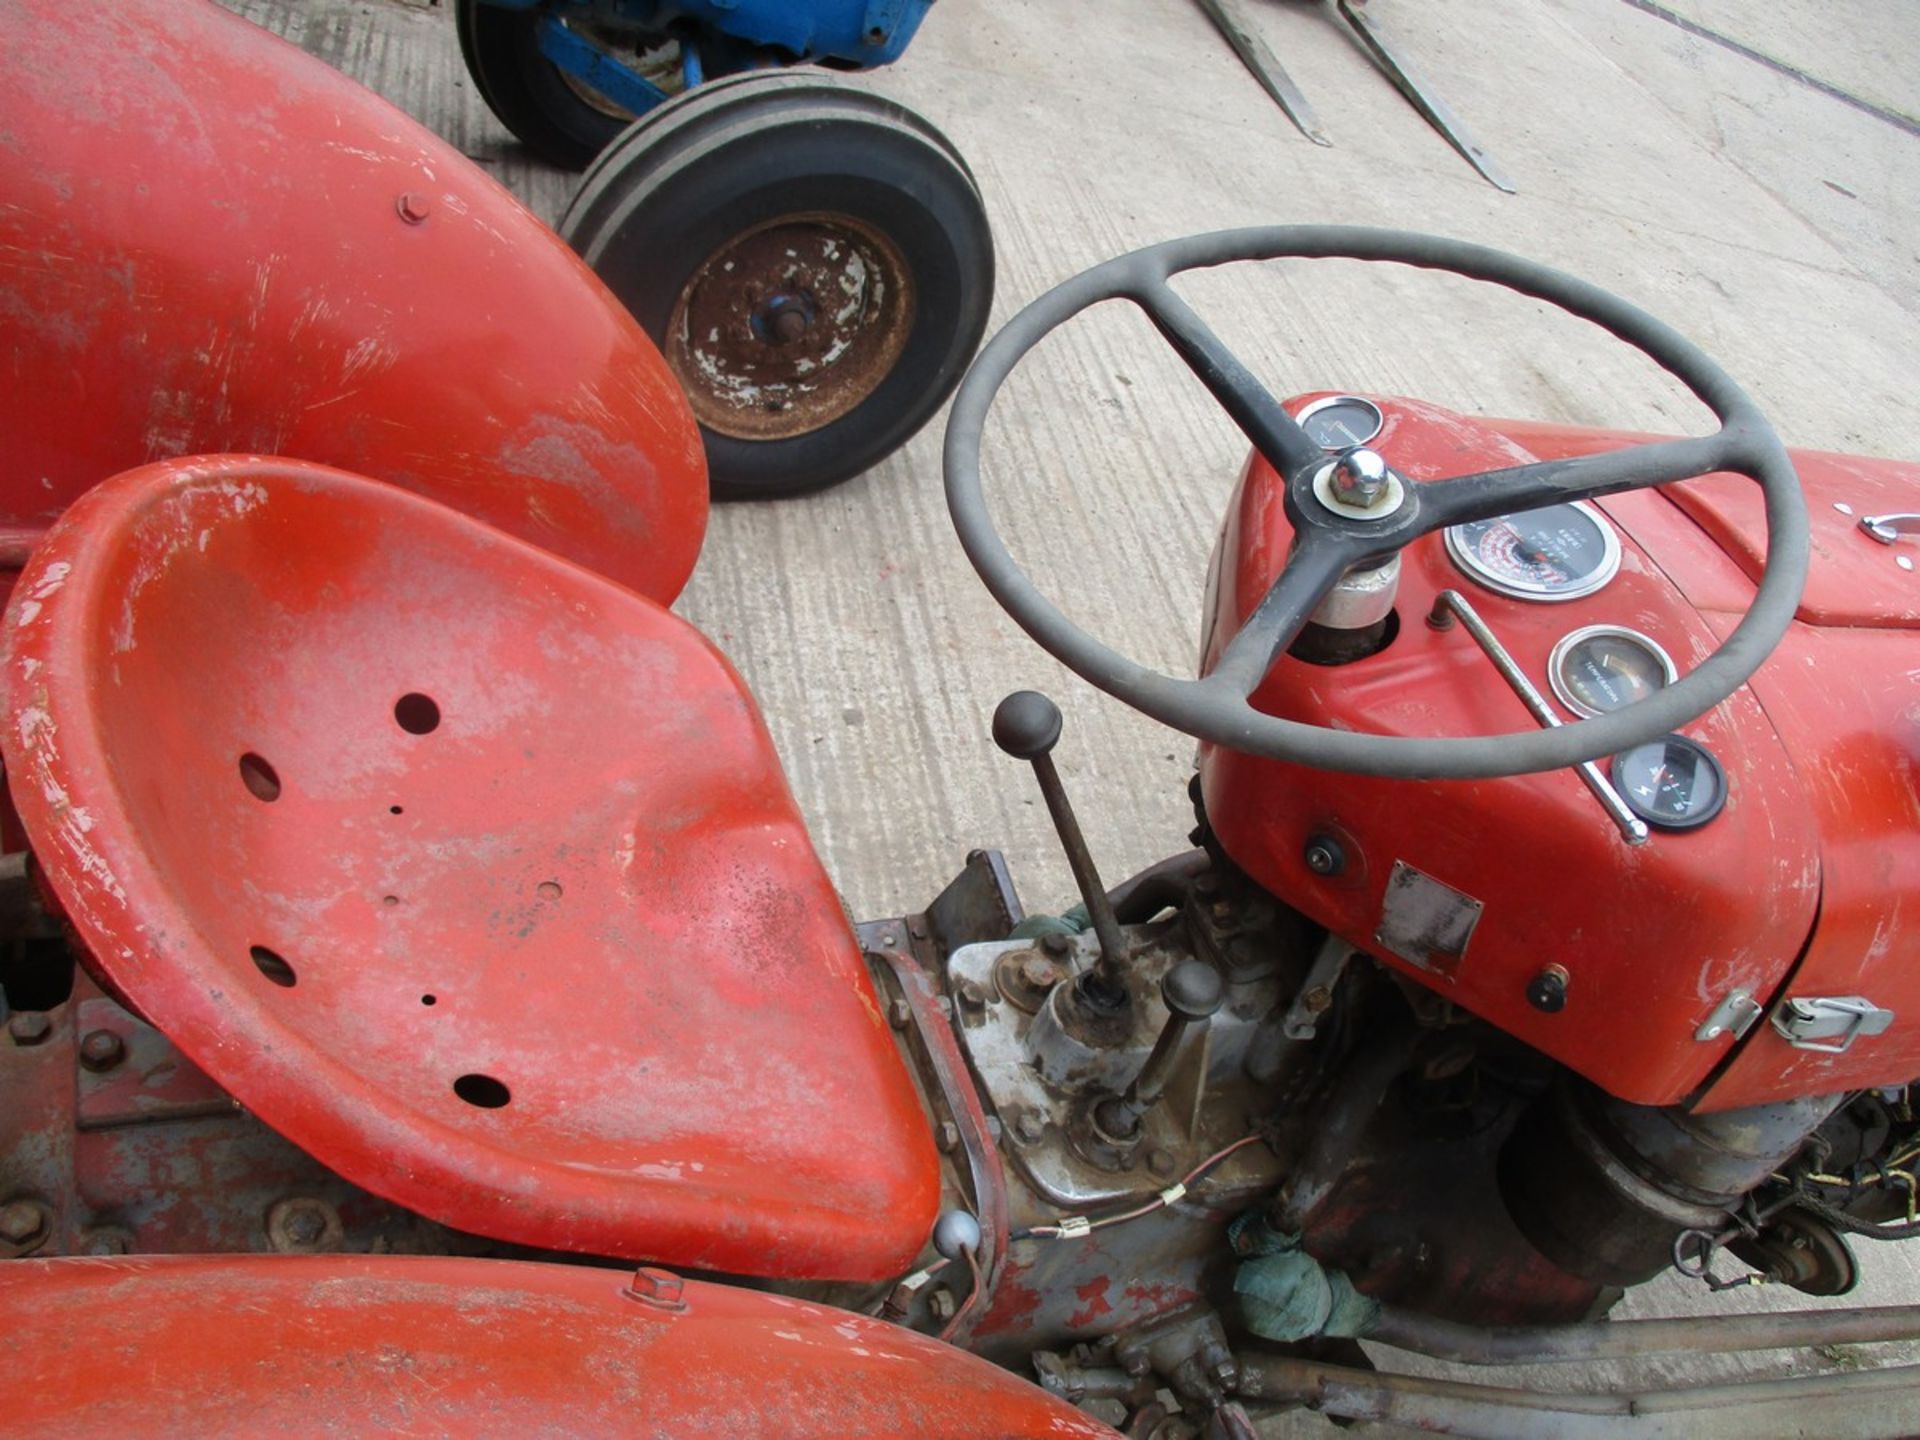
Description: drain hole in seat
xmin=238 ymin=753 xmax=281 ymax=802
xmin=249 ymin=945 xmax=296 ymax=988
xmin=394 ymin=693 xmax=441 ymax=735
xmin=453 ymin=1072 xmax=510 ymax=1108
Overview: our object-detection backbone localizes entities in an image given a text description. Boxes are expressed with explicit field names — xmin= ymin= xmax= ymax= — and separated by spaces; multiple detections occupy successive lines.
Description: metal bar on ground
xmin=1335 ymin=0 xmax=1516 ymax=192
xmin=1194 ymin=0 xmax=1333 ymax=146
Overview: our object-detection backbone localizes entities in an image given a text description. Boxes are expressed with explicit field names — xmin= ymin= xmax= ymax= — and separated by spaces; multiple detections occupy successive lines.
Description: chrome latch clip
xmin=1771 ymin=996 xmax=1895 ymax=1054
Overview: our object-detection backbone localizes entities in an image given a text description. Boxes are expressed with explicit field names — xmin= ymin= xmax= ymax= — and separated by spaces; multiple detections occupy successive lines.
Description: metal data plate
xmin=1375 ymin=861 xmax=1483 ymax=978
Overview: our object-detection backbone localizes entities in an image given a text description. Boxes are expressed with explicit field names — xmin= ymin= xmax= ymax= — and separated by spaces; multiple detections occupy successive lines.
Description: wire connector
xmin=1055 ymin=1215 xmax=1092 ymax=1239
xmin=1158 ymin=1182 xmax=1188 ymax=1207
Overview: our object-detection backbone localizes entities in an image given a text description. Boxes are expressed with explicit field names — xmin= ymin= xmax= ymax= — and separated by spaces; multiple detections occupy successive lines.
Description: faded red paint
xmin=1068 ymin=1273 xmax=1115 ymax=1328
xmin=1202 ymin=396 xmax=1823 ymax=1108
xmin=0 ymin=0 xmax=706 ymax=605
xmin=0 ymin=1255 xmax=1122 ymax=1438
xmin=1 ymin=457 xmax=940 ymax=1281
xmin=1489 ymin=418 xmax=1920 ymax=1110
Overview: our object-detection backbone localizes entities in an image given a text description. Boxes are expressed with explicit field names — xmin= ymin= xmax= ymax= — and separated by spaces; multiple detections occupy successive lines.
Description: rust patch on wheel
xmin=665 ymin=212 xmax=916 ymax=442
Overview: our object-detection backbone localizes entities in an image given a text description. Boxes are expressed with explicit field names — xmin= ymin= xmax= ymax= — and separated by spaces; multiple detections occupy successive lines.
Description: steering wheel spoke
xmin=1415 ymin=430 xmax=1744 ymax=536
xmin=945 ymin=226 xmax=1807 ymax=779
xmin=1210 ymin=532 xmax=1369 ymax=698
xmin=1131 ymin=279 xmax=1324 ymax=479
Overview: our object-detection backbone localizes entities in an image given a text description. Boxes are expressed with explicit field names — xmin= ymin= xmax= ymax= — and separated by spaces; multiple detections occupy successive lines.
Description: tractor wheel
xmin=456 ymin=1 xmax=655 ymax=170
xmin=561 ymin=74 xmax=995 ymax=501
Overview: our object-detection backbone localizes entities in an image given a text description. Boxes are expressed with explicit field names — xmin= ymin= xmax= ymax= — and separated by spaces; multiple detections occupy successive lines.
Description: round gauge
xmin=1610 ymin=734 xmax=1727 ymax=831
xmin=1548 ymin=625 xmax=1678 ymax=718
xmin=1443 ymin=500 xmax=1621 ymax=601
xmin=1296 ymin=395 xmax=1384 ymax=450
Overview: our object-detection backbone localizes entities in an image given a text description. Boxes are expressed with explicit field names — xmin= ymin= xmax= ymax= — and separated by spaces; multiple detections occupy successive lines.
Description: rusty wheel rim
xmin=666 ymin=212 xmax=916 ymax=442
xmin=553 ymin=26 xmax=680 ymax=121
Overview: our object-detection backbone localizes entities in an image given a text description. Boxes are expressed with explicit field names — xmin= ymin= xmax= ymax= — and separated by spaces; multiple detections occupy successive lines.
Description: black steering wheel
xmin=943 ymin=227 xmax=1808 ymax=780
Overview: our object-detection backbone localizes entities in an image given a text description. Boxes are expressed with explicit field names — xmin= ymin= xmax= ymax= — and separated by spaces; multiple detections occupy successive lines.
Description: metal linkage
xmin=1427 ymin=588 xmax=1649 ymax=845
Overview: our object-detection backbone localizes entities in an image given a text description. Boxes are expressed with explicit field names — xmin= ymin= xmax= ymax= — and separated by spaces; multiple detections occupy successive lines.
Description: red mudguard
xmin=0 ymin=0 xmax=707 ymax=602
xmin=0 ymin=1255 xmax=1121 ymax=1437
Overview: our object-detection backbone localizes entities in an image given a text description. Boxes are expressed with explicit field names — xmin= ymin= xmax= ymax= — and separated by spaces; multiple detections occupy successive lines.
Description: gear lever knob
xmin=991 ymin=690 xmax=1062 ymax=760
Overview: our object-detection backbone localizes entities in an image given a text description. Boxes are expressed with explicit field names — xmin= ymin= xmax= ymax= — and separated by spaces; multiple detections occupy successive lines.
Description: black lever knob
xmin=991 ymin=690 xmax=1062 ymax=760
xmin=991 ymin=691 xmax=1130 ymax=1011
xmin=1094 ymin=960 xmax=1225 ymax=1142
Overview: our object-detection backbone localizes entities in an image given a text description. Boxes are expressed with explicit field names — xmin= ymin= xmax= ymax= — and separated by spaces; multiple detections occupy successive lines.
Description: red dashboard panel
xmin=1200 ymin=397 xmax=1826 ymax=1108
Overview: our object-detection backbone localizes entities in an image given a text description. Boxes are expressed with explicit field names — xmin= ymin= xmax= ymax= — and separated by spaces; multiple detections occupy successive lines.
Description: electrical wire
xmin=937 ymin=1245 xmax=984 ymax=1343
xmin=1015 ymin=1132 xmax=1268 ymax=1242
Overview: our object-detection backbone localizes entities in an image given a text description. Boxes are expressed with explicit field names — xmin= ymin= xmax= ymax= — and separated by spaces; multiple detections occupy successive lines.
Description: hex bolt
xmin=1039 ymin=932 xmax=1073 ymax=958
xmin=1017 ymin=953 xmax=1057 ymax=990
xmin=1146 ymin=1148 xmax=1177 ymax=1179
xmin=625 ymin=1266 xmax=687 ymax=1311
xmin=927 ymin=1287 xmax=957 ymax=1322
xmin=266 ymin=1197 xmax=341 ymax=1253
xmin=79 ymin=1029 xmax=126 ymax=1073
xmin=1012 ymin=1111 xmax=1046 ymax=1146
xmin=8 ymin=1012 xmax=50 ymax=1047
xmin=395 ymin=191 xmax=431 ymax=224
xmin=79 ymin=1228 xmax=131 ymax=1256
xmin=935 ymin=1120 xmax=961 ymax=1153
xmin=887 ymin=997 xmax=913 ymax=1031
xmin=0 ymin=1200 xmax=46 ymax=1246
xmin=957 ymin=979 xmax=989 ymax=1010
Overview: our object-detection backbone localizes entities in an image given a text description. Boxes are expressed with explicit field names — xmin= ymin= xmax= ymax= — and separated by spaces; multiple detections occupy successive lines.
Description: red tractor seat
xmin=0 ymin=456 xmax=940 ymax=1281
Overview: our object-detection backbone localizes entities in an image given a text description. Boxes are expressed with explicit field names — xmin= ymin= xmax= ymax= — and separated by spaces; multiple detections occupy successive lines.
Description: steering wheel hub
xmin=1312 ymin=451 xmax=1405 ymax=520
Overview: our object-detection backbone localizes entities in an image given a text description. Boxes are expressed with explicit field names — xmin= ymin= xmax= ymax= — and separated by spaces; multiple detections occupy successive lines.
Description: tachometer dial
xmin=1444 ymin=501 xmax=1621 ymax=601
xmin=1297 ymin=395 xmax=1384 ymax=450
xmin=1610 ymin=734 xmax=1726 ymax=831
xmin=1548 ymin=625 xmax=1678 ymax=718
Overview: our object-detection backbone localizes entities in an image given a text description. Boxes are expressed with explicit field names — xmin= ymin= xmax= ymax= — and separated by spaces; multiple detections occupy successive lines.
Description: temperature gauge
xmin=1548 ymin=625 xmax=1678 ymax=718
xmin=1610 ymin=734 xmax=1727 ymax=831
xmin=1444 ymin=501 xmax=1621 ymax=601
xmin=1297 ymin=395 xmax=1384 ymax=450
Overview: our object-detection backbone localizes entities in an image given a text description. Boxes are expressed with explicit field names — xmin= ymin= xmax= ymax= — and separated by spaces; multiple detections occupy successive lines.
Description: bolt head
xmin=8 ymin=1012 xmax=51 ymax=1046
xmin=1039 ymin=932 xmax=1073 ymax=957
xmin=1329 ymin=447 xmax=1390 ymax=507
xmin=958 ymin=979 xmax=988 ymax=1008
xmin=1146 ymin=1148 xmax=1176 ymax=1178
xmin=1013 ymin=1110 xmax=1046 ymax=1145
xmin=888 ymin=997 xmax=913 ymax=1030
xmin=0 ymin=1201 xmax=45 ymax=1244
xmin=927 ymin=1286 xmax=958 ymax=1322
xmin=627 ymin=1266 xmax=687 ymax=1310
xmin=936 ymin=1120 xmax=961 ymax=1152
xmin=1017 ymin=953 xmax=1057 ymax=990
xmin=395 ymin=191 xmax=430 ymax=224
xmin=79 ymin=1029 xmax=126 ymax=1073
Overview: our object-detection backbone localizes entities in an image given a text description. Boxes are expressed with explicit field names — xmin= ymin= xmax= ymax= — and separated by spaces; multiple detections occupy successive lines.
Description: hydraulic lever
xmin=1093 ymin=960 xmax=1226 ymax=1142
xmin=991 ymin=691 xmax=1131 ymax=1011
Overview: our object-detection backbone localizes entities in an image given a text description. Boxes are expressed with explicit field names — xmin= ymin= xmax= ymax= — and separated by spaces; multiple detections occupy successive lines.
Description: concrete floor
xmin=226 ymin=0 xmax=1920 ymax=1431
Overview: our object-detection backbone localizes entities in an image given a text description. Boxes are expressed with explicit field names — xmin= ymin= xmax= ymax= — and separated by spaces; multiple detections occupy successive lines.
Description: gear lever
xmin=991 ymin=691 xmax=1130 ymax=1012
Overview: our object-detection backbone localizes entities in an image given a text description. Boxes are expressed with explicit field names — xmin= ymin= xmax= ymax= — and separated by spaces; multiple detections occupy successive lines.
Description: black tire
xmin=456 ymin=1 xmax=631 ymax=170
xmin=560 ymin=74 xmax=996 ymax=501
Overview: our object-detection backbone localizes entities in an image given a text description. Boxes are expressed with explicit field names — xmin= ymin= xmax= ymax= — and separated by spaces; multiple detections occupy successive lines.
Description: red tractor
xmin=3 ymin=2 xmax=1918 ymax=1435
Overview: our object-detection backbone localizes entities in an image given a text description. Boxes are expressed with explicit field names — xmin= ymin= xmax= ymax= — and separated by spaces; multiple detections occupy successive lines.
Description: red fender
xmin=0 ymin=1255 xmax=1122 ymax=1438
xmin=0 ymin=0 xmax=706 ymax=602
